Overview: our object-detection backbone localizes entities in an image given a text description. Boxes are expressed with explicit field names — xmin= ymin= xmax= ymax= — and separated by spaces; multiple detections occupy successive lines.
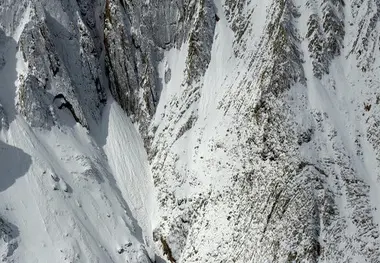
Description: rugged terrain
xmin=1 ymin=0 xmax=380 ymax=262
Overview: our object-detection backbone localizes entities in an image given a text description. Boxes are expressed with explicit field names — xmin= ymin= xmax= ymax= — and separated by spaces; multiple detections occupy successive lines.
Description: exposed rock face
xmin=14 ymin=1 xmax=107 ymax=129
xmin=307 ymin=0 xmax=345 ymax=78
xmin=147 ymin=0 xmax=380 ymax=262
xmin=1 ymin=0 xmax=380 ymax=262
xmin=0 ymin=217 xmax=18 ymax=261
xmin=103 ymin=0 xmax=217 ymax=143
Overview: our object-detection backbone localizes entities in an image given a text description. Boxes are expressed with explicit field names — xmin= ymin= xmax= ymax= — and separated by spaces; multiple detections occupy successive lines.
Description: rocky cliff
xmin=1 ymin=0 xmax=380 ymax=262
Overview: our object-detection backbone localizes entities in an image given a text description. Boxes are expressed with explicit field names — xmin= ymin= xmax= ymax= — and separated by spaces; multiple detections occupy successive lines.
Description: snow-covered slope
xmin=0 ymin=101 xmax=154 ymax=263
xmin=0 ymin=2 xmax=154 ymax=262
xmin=1 ymin=0 xmax=380 ymax=262
xmin=149 ymin=0 xmax=380 ymax=262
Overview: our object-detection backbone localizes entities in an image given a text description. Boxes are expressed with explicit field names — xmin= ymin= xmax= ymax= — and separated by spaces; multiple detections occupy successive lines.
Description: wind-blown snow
xmin=2 ymin=0 xmax=380 ymax=262
xmin=0 ymin=99 xmax=154 ymax=262
xmin=0 ymin=2 xmax=156 ymax=262
xmin=100 ymin=98 xmax=155 ymax=252
xmin=1 ymin=29 xmax=154 ymax=261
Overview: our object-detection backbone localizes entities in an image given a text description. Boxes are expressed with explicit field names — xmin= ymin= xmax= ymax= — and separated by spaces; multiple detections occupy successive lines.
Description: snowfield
xmin=0 ymin=10 xmax=155 ymax=260
xmin=0 ymin=1 xmax=155 ymax=262
xmin=0 ymin=102 xmax=155 ymax=262
xmin=1 ymin=0 xmax=380 ymax=262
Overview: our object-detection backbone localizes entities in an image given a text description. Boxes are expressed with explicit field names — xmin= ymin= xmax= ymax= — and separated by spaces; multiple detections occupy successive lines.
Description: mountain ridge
xmin=1 ymin=0 xmax=380 ymax=262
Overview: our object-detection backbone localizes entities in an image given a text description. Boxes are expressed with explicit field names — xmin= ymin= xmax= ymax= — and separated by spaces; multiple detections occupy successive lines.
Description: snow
xmin=0 ymin=2 xmax=158 ymax=261
xmin=100 ymin=97 xmax=155 ymax=254
xmin=12 ymin=4 xmax=30 ymax=42
xmin=292 ymin=0 xmax=380 ymax=261
xmin=0 ymin=98 xmax=154 ymax=262
xmin=150 ymin=2 xmax=249 ymax=260
xmin=0 ymin=2 xmax=156 ymax=262
xmin=150 ymin=0 xmax=380 ymax=261
xmin=2 ymin=0 xmax=380 ymax=262
xmin=1 ymin=32 xmax=154 ymax=261
xmin=154 ymin=43 xmax=189 ymax=128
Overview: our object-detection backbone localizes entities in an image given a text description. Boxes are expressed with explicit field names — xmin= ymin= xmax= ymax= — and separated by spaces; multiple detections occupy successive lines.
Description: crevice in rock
xmin=160 ymin=236 xmax=176 ymax=263
xmin=53 ymin=94 xmax=81 ymax=124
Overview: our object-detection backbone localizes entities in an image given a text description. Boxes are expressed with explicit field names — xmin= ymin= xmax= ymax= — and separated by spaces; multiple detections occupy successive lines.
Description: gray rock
xmin=2 ymin=0 xmax=380 ymax=262
xmin=0 ymin=217 xmax=19 ymax=261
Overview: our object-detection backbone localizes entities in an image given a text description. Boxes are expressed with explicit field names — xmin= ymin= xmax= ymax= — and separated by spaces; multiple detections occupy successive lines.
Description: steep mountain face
xmin=0 ymin=1 xmax=154 ymax=262
xmin=103 ymin=0 xmax=217 ymax=145
xmin=1 ymin=0 xmax=380 ymax=262
xmin=147 ymin=0 xmax=380 ymax=262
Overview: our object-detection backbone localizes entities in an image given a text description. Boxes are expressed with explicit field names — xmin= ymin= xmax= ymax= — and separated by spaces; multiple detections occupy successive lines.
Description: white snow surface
xmin=2 ymin=0 xmax=380 ymax=262
xmin=150 ymin=0 xmax=380 ymax=262
xmin=0 ymin=3 xmax=155 ymax=263
xmin=0 ymin=16 xmax=155 ymax=261
xmin=0 ymin=100 xmax=155 ymax=262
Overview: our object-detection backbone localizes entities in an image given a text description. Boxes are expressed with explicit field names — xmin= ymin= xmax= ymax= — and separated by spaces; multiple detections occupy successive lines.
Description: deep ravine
xmin=0 ymin=0 xmax=380 ymax=262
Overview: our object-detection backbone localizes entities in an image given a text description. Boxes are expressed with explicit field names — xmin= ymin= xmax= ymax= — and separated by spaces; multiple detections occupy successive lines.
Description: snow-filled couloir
xmin=1 ymin=0 xmax=380 ymax=262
